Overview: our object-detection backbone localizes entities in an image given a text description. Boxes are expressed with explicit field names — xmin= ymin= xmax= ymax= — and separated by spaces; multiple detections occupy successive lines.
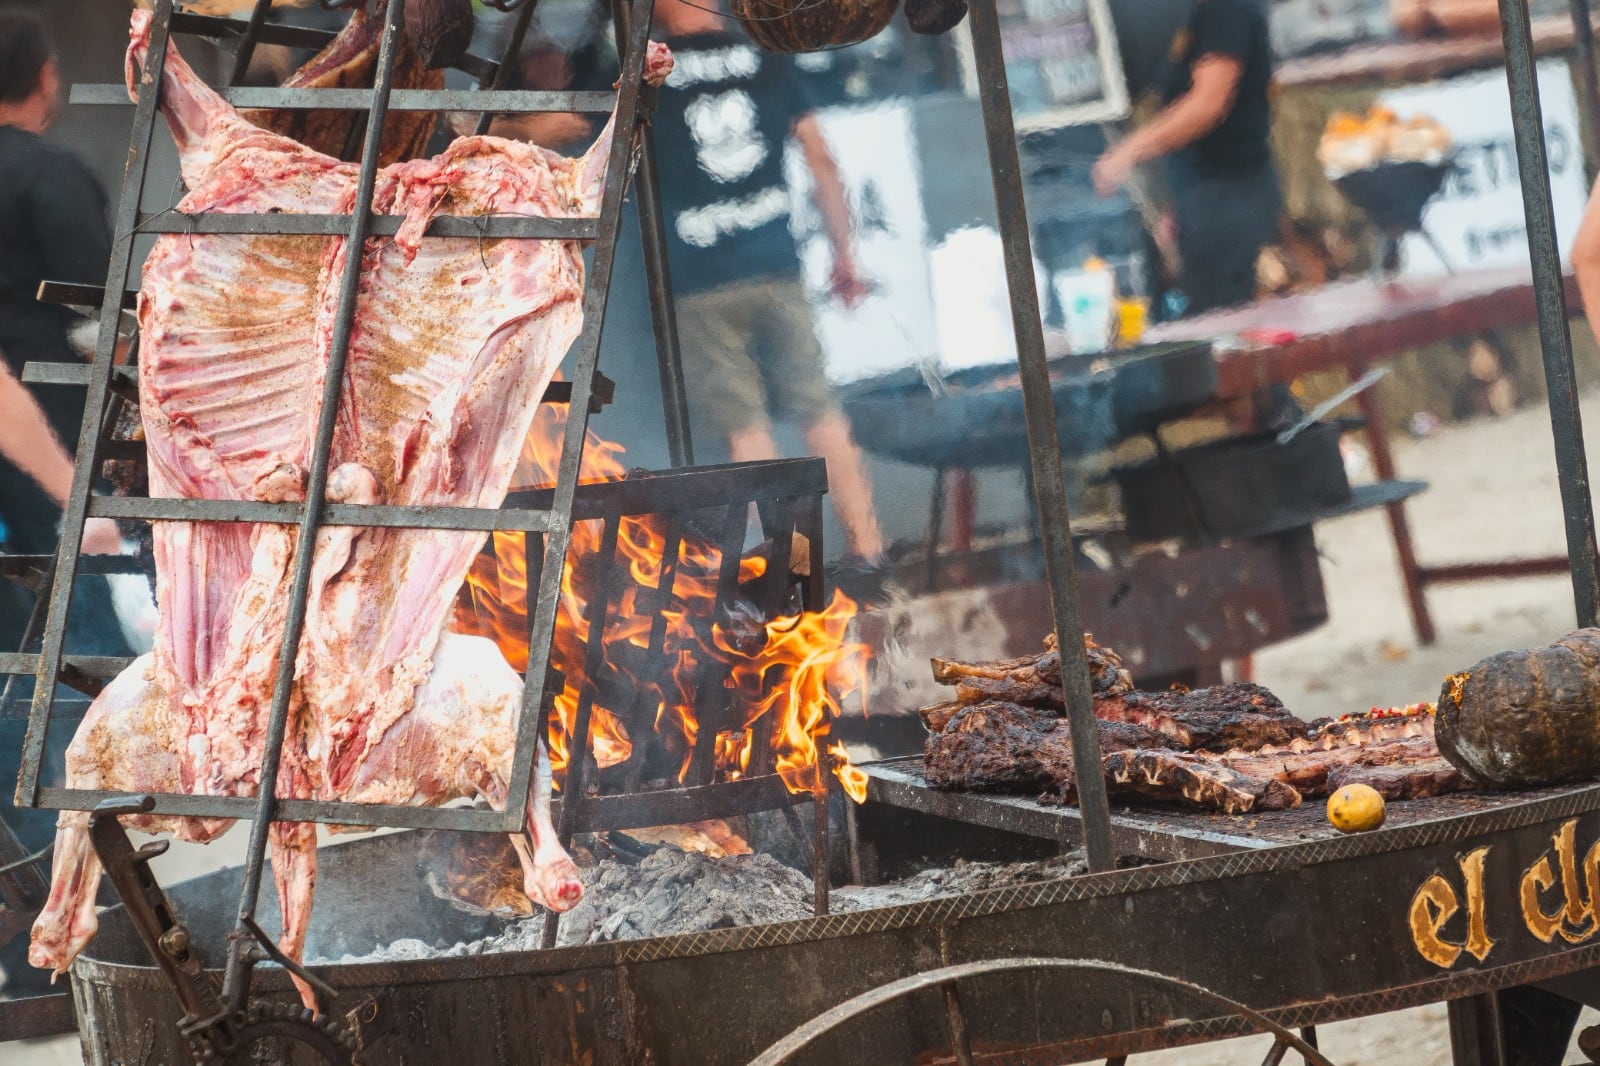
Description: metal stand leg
xmin=1448 ymin=994 xmax=1507 ymax=1066
xmin=1352 ymin=364 xmax=1436 ymax=645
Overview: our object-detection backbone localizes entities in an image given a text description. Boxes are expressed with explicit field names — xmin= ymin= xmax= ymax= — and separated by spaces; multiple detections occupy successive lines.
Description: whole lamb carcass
xmin=29 ymin=9 xmax=673 ymax=1001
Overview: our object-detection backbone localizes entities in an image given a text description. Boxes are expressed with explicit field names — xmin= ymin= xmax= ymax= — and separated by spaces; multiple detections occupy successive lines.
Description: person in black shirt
xmin=0 ymin=11 xmax=131 ymax=996
xmin=649 ymin=0 xmax=886 ymax=576
xmin=1093 ymin=0 xmax=1279 ymax=314
xmin=0 ymin=10 xmax=117 ymax=556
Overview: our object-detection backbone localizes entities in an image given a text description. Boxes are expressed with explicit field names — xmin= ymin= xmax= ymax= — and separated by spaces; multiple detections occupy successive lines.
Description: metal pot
xmin=1113 ymin=421 xmax=1350 ymax=544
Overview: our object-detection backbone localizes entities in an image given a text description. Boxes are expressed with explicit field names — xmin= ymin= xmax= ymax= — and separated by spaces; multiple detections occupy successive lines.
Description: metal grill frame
xmin=4 ymin=0 xmax=677 ymax=837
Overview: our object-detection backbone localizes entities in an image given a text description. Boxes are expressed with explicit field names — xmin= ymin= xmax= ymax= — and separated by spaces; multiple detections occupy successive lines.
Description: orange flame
xmin=454 ymin=393 xmax=868 ymax=803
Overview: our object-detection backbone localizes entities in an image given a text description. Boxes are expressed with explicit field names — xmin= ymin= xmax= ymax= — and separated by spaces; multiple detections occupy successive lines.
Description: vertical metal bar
xmin=1353 ymin=372 xmax=1436 ymax=644
xmin=226 ymin=0 xmax=275 ymax=87
xmin=1448 ymin=994 xmax=1507 ymax=1066
xmin=965 ymin=0 xmax=1113 ymax=872
xmin=810 ymin=785 xmax=829 ymax=916
xmin=1259 ymin=1040 xmax=1289 ymax=1066
xmin=802 ymin=492 xmax=825 ymax=612
xmin=473 ymin=0 xmax=541 ymax=135
xmin=937 ymin=925 xmax=977 ymax=1066
xmin=222 ymin=0 xmax=408 ymax=1008
xmin=505 ymin=0 xmax=659 ymax=832
xmin=18 ymin=0 xmax=177 ymax=808
xmin=1300 ymin=1026 xmax=1320 ymax=1063
xmin=1571 ymin=0 xmax=1600 ymax=178
xmin=611 ymin=0 xmax=693 ymax=469
xmin=555 ymin=516 xmax=623 ymax=839
xmin=1501 ymin=0 xmax=1600 ymax=628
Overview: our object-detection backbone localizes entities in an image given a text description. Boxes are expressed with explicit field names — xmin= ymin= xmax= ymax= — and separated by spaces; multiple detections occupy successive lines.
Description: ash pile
xmin=321 ymin=821 xmax=1088 ymax=964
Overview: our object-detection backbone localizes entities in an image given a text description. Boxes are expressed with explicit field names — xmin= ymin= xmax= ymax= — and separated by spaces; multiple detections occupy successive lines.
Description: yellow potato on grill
xmin=1327 ymin=784 xmax=1387 ymax=833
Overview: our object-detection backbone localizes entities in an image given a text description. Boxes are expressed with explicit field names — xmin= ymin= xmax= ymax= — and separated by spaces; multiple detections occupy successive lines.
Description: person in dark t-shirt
xmin=0 ymin=10 xmax=115 ymax=556
xmin=649 ymin=0 xmax=886 ymax=575
xmin=1093 ymin=0 xmax=1279 ymax=314
xmin=0 ymin=15 xmax=132 ymax=997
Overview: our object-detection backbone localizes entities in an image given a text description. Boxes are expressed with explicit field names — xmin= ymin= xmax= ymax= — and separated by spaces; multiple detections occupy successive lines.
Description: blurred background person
xmin=1093 ymin=0 xmax=1279 ymax=317
xmin=648 ymin=0 xmax=888 ymax=595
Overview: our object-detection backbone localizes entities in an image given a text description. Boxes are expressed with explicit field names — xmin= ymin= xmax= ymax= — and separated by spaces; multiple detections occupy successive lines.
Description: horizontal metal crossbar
xmin=509 ymin=458 xmax=830 ymax=519
xmin=0 ymin=654 xmax=130 ymax=681
xmin=36 ymin=787 xmax=526 ymax=833
xmin=71 ymin=83 xmax=618 ymax=114
xmin=86 ymin=495 xmax=558 ymax=533
xmin=34 ymin=771 xmax=817 ymax=832
xmin=0 ymin=555 xmax=146 ymax=578
xmin=19 ymin=357 xmax=602 ymax=409
xmin=134 ymin=212 xmax=597 ymax=240
xmin=564 ymin=774 xmax=815 ymax=833
xmin=163 ymin=10 xmax=498 ymax=82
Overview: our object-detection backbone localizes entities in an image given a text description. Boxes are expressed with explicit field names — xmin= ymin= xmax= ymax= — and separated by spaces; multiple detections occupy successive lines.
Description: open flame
xmin=453 ymin=396 xmax=869 ymax=804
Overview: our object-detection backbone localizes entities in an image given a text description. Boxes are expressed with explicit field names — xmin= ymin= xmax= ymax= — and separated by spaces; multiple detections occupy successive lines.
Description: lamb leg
xmin=269 ymin=818 xmax=320 ymax=1011
xmin=512 ymin=739 xmax=582 ymax=911
xmin=30 ymin=659 xmax=230 ymax=974
xmin=26 ymin=813 xmax=101 ymax=978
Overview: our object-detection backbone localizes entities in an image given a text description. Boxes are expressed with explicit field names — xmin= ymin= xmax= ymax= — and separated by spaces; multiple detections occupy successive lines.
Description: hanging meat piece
xmin=30 ymin=10 xmax=674 ymax=1005
xmin=241 ymin=0 xmax=442 ymax=165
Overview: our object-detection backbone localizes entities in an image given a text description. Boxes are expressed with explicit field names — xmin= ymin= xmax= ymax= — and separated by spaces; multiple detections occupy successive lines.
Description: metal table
xmin=1144 ymin=266 xmax=1587 ymax=646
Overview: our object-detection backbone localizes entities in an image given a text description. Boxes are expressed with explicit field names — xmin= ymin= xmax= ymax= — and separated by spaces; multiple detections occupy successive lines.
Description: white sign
xmin=1379 ymin=61 xmax=1589 ymax=278
xmin=785 ymin=103 xmax=941 ymax=386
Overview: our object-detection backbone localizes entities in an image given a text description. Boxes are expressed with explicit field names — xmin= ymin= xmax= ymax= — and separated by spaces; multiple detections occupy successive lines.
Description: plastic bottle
xmin=1054 ymin=256 xmax=1116 ymax=355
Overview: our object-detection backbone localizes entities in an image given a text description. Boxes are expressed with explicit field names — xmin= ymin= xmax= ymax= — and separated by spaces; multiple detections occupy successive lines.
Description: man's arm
xmin=1391 ymin=0 xmax=1502 ymax=39
xmin=1092 ymin=55 xmax=1243 ymax=195
xmin=0 ymin=361 xmax=121 ymax=554
xmin=793 ymin=113 xmax=872 ymax=308
xmin=1573 ymin=183 xmax=1600 ymax=362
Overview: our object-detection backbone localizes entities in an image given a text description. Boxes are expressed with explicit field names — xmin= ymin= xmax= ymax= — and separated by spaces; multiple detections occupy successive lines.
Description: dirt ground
xmin=11 ymin=392 xmax=1600 ymax=1063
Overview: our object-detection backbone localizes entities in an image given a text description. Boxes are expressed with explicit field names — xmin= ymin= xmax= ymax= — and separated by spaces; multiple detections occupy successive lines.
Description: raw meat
xmin=240 ymin=0 xmax=441 ymax=165
xmin=30 ymin=10 xmax=673 ymax=1004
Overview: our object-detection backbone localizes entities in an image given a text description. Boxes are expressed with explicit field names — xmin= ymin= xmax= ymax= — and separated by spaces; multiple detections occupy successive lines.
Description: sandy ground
xmin=11 ymin=394 xmax=1600 ymax=1063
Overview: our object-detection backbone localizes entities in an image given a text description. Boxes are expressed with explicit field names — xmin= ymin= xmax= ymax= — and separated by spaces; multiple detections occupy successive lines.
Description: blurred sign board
xmin=1379 ymin=61 xmax=1588 ymax=277
xmin=959 ymin=0 xmax=1130 ymax=130
xmin=786 ymin=104 xmax=941 ymax=385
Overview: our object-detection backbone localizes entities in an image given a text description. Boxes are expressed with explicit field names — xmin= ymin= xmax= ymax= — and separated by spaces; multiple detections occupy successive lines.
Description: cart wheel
xmin=746 ymin=956 xmax=1339 ymax=1066
xmin=200 ymin=1002 xmax=358 ymax=1065
xmin=1579 ymin=1023 xmax=1600 ymax=1063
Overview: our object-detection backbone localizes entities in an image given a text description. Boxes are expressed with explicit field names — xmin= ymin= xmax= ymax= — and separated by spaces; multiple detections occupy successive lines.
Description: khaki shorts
xmin=675 ymin=277 xmax=839 ymax=439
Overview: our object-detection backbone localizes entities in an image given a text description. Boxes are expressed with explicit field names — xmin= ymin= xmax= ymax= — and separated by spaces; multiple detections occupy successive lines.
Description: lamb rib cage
xmin=0 ymin=0 xmax=841 ymax=1033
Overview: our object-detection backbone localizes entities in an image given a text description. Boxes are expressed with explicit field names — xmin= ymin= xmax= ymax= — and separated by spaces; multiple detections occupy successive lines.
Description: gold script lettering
xmin=1410 ymin=873 xmax=1463 ymax=968
xmin=1518 ymin=819 xmax=1600 ymax=944
xmin=1461 ymin=846 xmax=1494 ymax=962
xmin=1522 ymin=855 xmax=1564 ymax=943
xmin=1411 ymin=846 xmax=1496 ymax=968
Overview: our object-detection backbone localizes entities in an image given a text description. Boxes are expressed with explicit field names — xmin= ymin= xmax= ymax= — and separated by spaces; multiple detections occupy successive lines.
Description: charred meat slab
xmin=1093 ymin=682 xmax=1308 ymax=752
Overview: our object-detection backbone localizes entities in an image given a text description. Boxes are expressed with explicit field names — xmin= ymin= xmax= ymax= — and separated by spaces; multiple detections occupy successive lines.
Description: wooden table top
xmin=1142 ymin=266 xmax=1581 ymax=399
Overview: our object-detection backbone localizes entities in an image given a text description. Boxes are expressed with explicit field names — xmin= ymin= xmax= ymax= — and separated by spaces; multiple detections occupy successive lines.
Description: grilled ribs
xmin=921 ymin=636 xmax=1460 ymax=815
xmin=924 ymin=701 xmax=1175 ymax=795
xmin=1102 ymin=713 xmax=1461 ymax=813
xmin=30 ymin=12 xmax=673 ymax=1003
xmin=1093 ymin=682 xmax=1308 ymax=752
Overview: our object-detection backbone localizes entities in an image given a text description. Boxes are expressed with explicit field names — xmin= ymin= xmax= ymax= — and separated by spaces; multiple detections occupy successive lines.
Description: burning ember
xmin=452 ymin=397 xmax=870 ymax=803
